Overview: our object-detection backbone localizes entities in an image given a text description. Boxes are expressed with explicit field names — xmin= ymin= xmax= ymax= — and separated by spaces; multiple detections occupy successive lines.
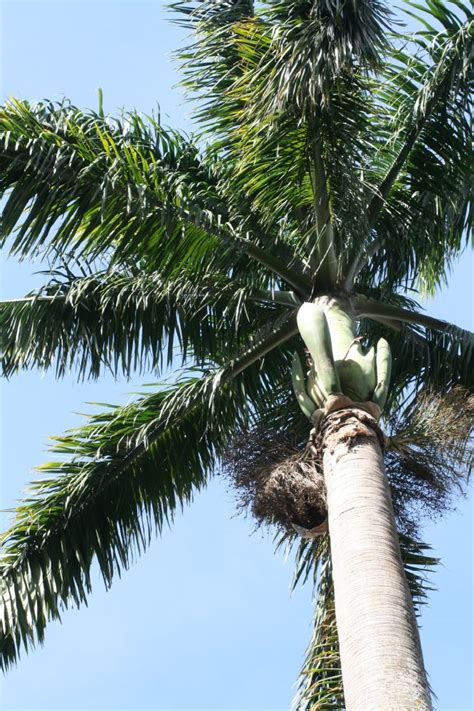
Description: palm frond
xmin=173 ymin=5 xmax=315 ymax=259
xmin=0 ymin=375 xmax=214 ymax=668
xmin=0 ymin=268 xmax=289 ymax=379
xmin=247 ymin=0 xmax=389 ymax=117
xmin=0 ymin=99 xmax=309 ymax=292
xmin=174 ymin=0 xmax=388 ymax=118
xmin=0 ymin=328 xmax=288 ymax=670
xmin=0 ymin=293 xmax=302 ymax=669
xmin=373 ymin=321 xmax=473 ymax=404
xmin=293 ymin=538 xmax=343 ymax=711
xmin=355 ymin=4 xmax=473 ymax=292
xmin=172 ymin=0 xmax=389 ymax=116
xmin=172 ymin=1 xmax=389 ymax=285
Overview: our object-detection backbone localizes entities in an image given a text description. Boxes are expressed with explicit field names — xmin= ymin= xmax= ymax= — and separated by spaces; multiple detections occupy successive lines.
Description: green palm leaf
xmin=0 ymin=304 xmax=300 ymax=669
xmin=172 ymin=1 xmax=389 ymax=286
xmin=173 ymin=0 xmax=389 ymax=120
xmin=352 ymin=2 xmax=473 ymax=292
xmin=0 ymin=99 xmax=309 ymax=292
xmin=0 ymin=268 xmax=291 ymax=379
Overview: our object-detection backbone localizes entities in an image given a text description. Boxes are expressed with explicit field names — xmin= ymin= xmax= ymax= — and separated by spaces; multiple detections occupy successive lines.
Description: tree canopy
xmin=0 ymin=1 xmax=472 ymax=703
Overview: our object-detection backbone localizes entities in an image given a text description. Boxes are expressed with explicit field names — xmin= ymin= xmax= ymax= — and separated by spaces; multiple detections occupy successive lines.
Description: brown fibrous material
xmin=223 ymin=431 xmax=327 ymax=535
xmin=224 ymin=388 xmax=473 ymax=539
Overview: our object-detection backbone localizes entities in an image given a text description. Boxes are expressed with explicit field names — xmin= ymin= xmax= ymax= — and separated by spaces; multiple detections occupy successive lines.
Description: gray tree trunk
xmin=321 ymin=406 xmax=432 ymax=710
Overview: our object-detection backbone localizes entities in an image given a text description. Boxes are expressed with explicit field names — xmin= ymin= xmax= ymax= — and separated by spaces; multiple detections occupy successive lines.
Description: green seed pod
xmin=321 ymin=298 xmax=355 ymax=362
xmin=297 ymin=303 xmax=341 ymax=399
xmin=336 ymin=343 xmax=377 ymax=402
xmin=372 ymin=338 xmax=392 ymax=410
xmin=306 ymin=369 xmax=325 ymax=408
xmin=336 ymin=343 xmax=376 ymax=402
xmin=291 ymin=351 xmax=317 ymax=419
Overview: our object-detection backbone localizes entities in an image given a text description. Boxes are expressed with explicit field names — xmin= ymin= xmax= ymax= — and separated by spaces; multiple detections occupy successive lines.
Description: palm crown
xmin=0 ymin=0 xmax=472 ymax=704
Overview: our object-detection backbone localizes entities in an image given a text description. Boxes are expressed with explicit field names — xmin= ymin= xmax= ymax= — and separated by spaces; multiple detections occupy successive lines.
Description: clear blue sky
xmin=0 ymin=2 xmax=472 ymax=710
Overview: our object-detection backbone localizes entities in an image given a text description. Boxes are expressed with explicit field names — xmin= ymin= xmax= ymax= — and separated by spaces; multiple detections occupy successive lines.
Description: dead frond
xmin=386 ymin=387 xmax=473 ymax=536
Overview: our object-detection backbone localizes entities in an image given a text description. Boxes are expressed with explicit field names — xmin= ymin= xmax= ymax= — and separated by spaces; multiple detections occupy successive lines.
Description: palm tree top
xmin=0 ymin=0 xmax=472 ymax=676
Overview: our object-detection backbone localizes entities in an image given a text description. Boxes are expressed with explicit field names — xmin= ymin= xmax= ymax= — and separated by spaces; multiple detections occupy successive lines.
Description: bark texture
xmin=320 ymin=407 xmax=432 ymax=711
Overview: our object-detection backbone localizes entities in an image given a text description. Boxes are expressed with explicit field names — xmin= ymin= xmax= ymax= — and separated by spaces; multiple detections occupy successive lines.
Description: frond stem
xmin=236 ymin=235 xmax=311 ymax=294
xmin=343 ymin=235 xmax=385 ymax=291
xmin=353 ymin=295 xmax=474 ymax=337
xmin=249 ymin=290 xmax=302 ymax=307
xmin=310 ymin=128 xmax=337 ymax=288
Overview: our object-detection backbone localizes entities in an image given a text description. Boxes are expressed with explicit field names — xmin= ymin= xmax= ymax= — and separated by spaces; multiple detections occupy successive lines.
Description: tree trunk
xmin=321 ymin=406 xmax=432 ymax=710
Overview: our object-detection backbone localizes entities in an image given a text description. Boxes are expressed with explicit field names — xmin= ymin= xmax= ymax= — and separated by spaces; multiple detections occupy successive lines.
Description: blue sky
xmin=0 ymin=2 xmax=472 ymax=710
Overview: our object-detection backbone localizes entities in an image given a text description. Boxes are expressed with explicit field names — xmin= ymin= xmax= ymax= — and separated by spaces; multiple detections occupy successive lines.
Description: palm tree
xmin=0 ymin=0 xmax=472 ymax=706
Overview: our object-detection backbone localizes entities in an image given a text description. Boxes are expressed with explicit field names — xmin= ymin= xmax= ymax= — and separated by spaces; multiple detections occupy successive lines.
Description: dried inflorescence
xmin=387 ymin=452 xmax=452 ymax=538
xmin=253 ymin=457 xmax=327 ymax=532
xmin=222 ymin=429 xmax=327 ymax=535
xmin=224 ymin=388 xmax=473 ymax=539
xmin=386 ymin=387 xmax=473 ymax=536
